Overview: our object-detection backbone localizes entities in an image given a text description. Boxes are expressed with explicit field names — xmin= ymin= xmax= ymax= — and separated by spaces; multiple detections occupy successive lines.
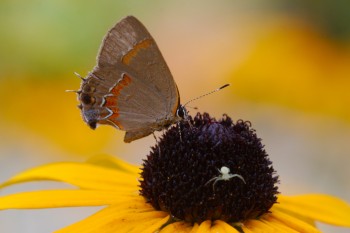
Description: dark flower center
xmin=140 ymin=113 xmax=279 ymax=224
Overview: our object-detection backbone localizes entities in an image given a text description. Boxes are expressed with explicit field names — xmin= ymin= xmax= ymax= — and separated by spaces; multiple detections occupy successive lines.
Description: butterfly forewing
xmin=78 ymin=16 xmax=180 ymax=142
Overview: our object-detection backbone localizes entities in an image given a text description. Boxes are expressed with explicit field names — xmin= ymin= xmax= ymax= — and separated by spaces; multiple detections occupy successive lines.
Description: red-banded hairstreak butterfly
xmin=74 ymin=16 xmax=228 ymax=143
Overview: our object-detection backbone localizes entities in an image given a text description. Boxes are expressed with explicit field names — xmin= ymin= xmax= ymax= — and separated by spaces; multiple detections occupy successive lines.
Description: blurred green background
xmin=0 ymin=1 xmax=349 ymax=232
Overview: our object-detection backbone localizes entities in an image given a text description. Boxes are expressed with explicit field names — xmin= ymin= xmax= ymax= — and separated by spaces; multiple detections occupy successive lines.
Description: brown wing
xmin=78 ymin=16 xmax=180 ymax=142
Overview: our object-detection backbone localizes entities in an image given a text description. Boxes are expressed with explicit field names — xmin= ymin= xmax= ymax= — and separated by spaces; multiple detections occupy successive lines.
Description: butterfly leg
xmin=177 ymin=122 xmax=183 ymax=142
xmin=186 ymin=118 xmax=193 ymax=129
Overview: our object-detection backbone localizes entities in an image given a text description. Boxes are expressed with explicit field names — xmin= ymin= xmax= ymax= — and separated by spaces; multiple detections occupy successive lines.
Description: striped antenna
xmin=183 ymin=84 xmax=230 ymax=107
xmin=65 ymin=89 xmax=81 ymax=93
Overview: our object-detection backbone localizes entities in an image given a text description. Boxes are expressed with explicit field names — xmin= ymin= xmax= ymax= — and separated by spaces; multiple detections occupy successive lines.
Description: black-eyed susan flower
xmin=0 ymin=113 xmax=350 ymax=232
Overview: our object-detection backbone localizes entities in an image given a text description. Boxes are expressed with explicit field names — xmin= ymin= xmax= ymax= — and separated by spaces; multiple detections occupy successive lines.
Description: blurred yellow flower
xmin=0 ymin=155 xmax=349 ymax=233
xmin=0 ymin=79 xmax=117 ymax=155
xmin=232 ymin=20 xmax=350 ymax=122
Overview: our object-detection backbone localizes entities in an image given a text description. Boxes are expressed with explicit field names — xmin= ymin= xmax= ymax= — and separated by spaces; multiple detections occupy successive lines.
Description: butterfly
xmin=75 ymin=16 xmax=187 ymax=143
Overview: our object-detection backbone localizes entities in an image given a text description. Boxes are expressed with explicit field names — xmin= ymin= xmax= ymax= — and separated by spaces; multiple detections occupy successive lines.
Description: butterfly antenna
xmin=65 ymin=89 xmax=81 ymax=93
xmin=183 ymin=84 xmax=230 ymax=107
xmin=74 ymin=72 xmax=86 ymax=81
xmin=65 ymin=72 xmax=85 ymax=93
xmin=186 ymin=105 xmax=198 ymax=110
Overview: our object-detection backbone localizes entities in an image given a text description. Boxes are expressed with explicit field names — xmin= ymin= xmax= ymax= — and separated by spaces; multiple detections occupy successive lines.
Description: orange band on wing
xmin=110 ymin=75 xmax=132 ymax=96
xmin=122 ymin=39 xmax=152 ymax=65
xmin=103 ymin=74 xmax=133 ymax=130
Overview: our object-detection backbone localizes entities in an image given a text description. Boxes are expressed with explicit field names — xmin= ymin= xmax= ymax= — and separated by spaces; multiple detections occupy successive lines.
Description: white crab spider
xmin=205 ymin=166 xmax=246 ymax=191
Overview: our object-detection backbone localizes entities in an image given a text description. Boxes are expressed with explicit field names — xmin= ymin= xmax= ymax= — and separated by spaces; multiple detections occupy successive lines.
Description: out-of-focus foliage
xmin=267 ymin=0 xmax=350 ymax=40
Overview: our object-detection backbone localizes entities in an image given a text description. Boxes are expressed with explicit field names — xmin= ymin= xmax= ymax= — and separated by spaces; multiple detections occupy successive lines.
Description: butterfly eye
xmin=80 ymin=93 xmax=95 ymax=105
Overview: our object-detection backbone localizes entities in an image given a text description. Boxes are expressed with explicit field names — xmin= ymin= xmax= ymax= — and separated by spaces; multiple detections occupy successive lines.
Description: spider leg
xmin=205 ymin=177 xmax=218 ymax=186
xmin=212 ymin=178 xmax=223 ymax=191
xmin=230 ymin=174 xmax=246 ymax=184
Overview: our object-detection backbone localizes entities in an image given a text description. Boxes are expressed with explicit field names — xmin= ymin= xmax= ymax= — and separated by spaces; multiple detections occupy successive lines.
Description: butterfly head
xmin=76 ymin=73 xmax=103 ymax=130
xmin=176 ymin=104 xmax=188 ymax=120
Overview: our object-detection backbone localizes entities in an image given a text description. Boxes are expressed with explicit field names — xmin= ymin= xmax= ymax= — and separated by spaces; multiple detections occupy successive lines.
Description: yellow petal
xmin=57 ymin=201 xmax=139 ymax=233
xmin=160 ymin=221 xmax=194 ymax=233
xmin=0 ymin=190 xmax=138 ymax=209
xmin=277 ymin=194 xmax=350 ymax=227
xmin=113 ymin=213 xmax=167 ymax=233
xmin=240 ymin=224 xmax=254 ymax=233
xmin=261 ymin=219 xmax=299 ymax=233
xmin=197 ymin=220 xmax=211 ymax=233
xmin=210 ymin=221 xmax=226 ymax=233
xmin=268 ymin=208 xmax=321 ymax=233
xmin=86 ymin=154 xmax=140 ymax=175
xmin=209 ymin=223 xmax=224 ymax=233
xmin=244 ymin=219 xmax=274 ymax=231
xmin=214 ymin=221 xmax=240 ymax=233
xmin=189 ymin=223 xmax=200 ymax=233
xmin=132 ymin=216 xmax=170 ymax=233
xmin=0 ymin=162 xmax=139 ymax=191
xmin=56 ymin=202 xmax=168 ymax=233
